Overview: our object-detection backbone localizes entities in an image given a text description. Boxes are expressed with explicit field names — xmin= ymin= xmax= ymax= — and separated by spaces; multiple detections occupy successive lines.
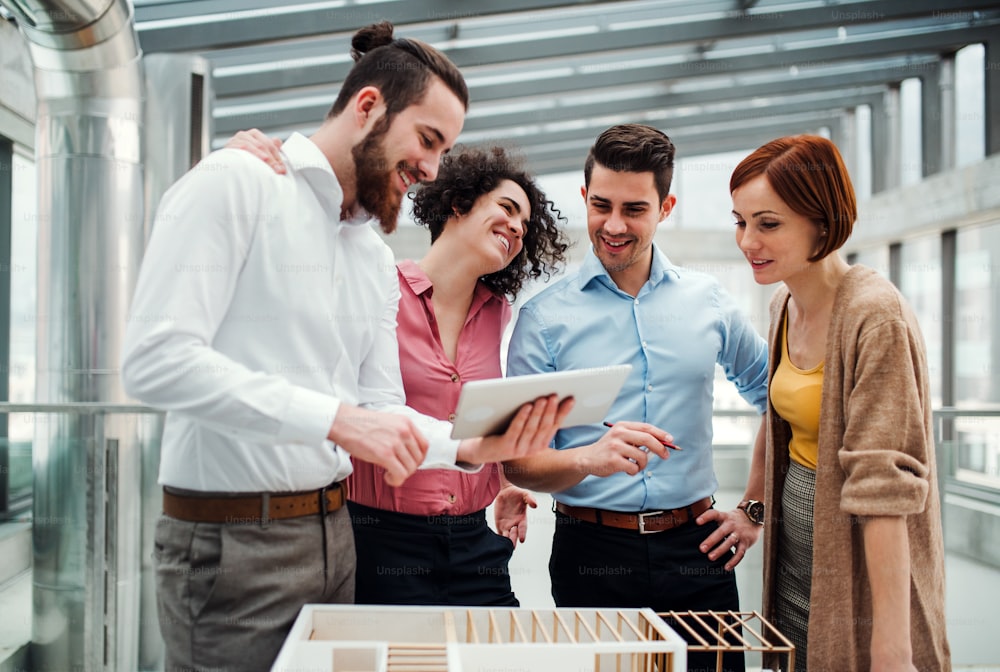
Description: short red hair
xmin=730 ymin=135 xmax=856 ymax=262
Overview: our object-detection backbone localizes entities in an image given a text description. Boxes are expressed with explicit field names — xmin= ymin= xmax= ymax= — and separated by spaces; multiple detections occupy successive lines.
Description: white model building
xmin=270 ymin=605 xmax=688 ymax=672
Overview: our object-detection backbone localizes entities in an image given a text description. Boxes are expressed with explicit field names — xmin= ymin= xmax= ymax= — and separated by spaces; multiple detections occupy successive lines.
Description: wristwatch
xmin=737 ymin=499 xmax=765 ymax=525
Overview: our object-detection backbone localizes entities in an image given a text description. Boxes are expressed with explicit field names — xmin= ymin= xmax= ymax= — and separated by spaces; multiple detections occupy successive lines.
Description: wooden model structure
xmin=270 ymin=605 xmax=688 ymax=672
xmin=657 ymin=611 xmax=796 ymax=672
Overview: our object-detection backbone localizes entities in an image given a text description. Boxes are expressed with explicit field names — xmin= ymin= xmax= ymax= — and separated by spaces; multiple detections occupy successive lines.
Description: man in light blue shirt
xmin=505 ymin=124 xmax=768 ymax=672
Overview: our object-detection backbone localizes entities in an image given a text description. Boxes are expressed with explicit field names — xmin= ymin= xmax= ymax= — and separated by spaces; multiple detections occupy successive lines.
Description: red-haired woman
xmin=730 ymin=135 xmax=950 ymax=671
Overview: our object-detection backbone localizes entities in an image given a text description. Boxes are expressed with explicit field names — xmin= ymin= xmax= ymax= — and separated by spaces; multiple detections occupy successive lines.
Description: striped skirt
xmin=775 ymin=460 xmax=816 ymax=671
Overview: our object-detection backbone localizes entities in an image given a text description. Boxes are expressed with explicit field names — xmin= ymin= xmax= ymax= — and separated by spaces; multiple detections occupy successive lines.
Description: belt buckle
xmin=260 ymin=493 xmax=271 ymax=529
xmin=637 ymin=510 xmax=664 ymax=534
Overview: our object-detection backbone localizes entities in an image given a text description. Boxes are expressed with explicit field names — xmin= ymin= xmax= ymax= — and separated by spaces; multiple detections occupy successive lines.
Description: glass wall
xmin=954 ymin=221 xmax=1000 ymax=487
xmin=898 ymin=235 xmax=944 ymax=407
xmin=3 ymin=149 xmax=36 ymax=516
xmin=955 ymin=44 xmax=986 ymax=168
xmin=849 ymin=246 xmax=891 ymax=278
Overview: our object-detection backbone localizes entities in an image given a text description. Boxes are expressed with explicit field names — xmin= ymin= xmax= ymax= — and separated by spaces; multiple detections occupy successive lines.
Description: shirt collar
xmin=577 ymin=243 xmax=680 ymax=292
xmin=397 ymin=259 xmax=433 ymax=295
xmin=281 ymin=133 xmax=370 ymax=224
xmin=397 ymin=259 xmax=504 ymax=314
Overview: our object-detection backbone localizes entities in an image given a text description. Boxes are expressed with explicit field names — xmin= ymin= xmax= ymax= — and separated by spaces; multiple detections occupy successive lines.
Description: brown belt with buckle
xmin=162 ymin=482 xmax=345 ymax=524
xmin=555 ymin=496 xmax=714 ymax=534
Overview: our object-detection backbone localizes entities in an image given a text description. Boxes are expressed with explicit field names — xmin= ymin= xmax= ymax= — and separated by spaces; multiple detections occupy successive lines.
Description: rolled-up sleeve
xmin=838 ymin=319 xmax=931 ymax=517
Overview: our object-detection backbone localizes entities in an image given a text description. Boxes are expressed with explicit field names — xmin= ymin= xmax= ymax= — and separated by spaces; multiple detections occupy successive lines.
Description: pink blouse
xmin=346 ymin=260 xmax=510 ymax=516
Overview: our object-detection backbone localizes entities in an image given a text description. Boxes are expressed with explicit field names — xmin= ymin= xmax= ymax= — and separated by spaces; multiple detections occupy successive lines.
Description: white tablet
xmin=450 ymin=364 xmax=632 ymax=440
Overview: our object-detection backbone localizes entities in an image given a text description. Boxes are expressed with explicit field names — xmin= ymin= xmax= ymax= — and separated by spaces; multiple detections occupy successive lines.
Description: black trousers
xmin=348 ymin=500 xmax=519 ymax=606
xmin=551 ymin=510 xmax=745 ymax=672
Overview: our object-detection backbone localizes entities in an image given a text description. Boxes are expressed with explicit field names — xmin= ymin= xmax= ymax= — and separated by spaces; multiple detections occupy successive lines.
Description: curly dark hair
xmin=410 ymin=145 xmax=569 ymax=299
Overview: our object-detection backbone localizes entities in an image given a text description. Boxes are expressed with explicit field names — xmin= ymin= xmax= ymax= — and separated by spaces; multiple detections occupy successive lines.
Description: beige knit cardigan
xmin=761 ymin=266 xmax=951 ymax=672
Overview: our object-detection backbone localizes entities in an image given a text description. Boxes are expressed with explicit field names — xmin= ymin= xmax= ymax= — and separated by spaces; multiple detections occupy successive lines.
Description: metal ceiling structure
xmin=132 ymin=0 xmax=1000 ymax=178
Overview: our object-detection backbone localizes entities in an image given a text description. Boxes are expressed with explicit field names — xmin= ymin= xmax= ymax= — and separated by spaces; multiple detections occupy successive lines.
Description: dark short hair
xmin=584 ymin=124 xmax=675 ymax=202
xmin=411 ymin=145 xmax=569 ymax=299
xmin=327 ymin=21 xmax=468 ymax=120
xmin=729 ymin=135 xmax=856 ymax=262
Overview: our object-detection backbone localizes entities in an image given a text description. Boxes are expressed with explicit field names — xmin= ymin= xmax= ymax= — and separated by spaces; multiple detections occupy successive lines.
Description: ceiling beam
xmin=458 ymin=91 xmax=885 ymax=146
xmin=466 ymin=24 xmax=997 ymax=104
xmin=523 ymin=116 xmax=843 ymax=176
xmin=503 ymin=107 xmax=857 ymax=157
xmin=207 ymin=16 xmax=999 ymax=98
xmin=210 ymin=109 xmax=845 ymax=174
xmin=461 ymin=85 xmax=891 ymax=136
xmin=135 ymin=0 xmax=633 ymax=52
xmin=208 ymin=20 xmax=989 ymax=154
xmin=213 ymin=54 xmax=939 ymax=136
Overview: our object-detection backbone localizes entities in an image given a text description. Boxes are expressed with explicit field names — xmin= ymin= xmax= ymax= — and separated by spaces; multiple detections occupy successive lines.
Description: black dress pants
xmin=348 ymin=500 xmax=518 ymax=606
xmin=550 ymin=510 xmax=745 ymax=672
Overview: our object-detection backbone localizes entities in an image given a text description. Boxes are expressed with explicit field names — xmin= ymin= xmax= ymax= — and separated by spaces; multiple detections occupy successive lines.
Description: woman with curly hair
xmin=345 ymin=144 xmax=568 ymax=605
xmin=226 ymin=134 xmax=569 ymax=605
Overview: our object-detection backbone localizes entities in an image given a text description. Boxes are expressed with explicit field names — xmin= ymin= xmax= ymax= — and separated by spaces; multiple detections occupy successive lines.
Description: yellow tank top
xmin=769 ymin=315 xmax=823 ymax=470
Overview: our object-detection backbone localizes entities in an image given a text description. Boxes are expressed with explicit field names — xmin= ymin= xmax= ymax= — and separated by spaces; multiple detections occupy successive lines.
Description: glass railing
xmin=0 ymin=404 xmax=997 ymax=671
xmin=933 ymin=407 xmax=1000 ymax=503
xmin=0 ymin=438 xmax=31 ymax=520
xmin=0 ymin=402 xmax=163 ymax=517
xmin=0 ymin=402 xmax=165 ymax=672
xmin=3 ymin=405 xmax=997 ymax=522
xmin=710 ymin=406 xmax=1000 ymax=503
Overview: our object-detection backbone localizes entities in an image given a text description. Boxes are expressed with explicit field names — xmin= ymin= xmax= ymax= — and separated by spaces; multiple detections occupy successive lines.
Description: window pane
xmin=954 ymin=222 xmax=1000 ymax=487
xmin=898 ymin=235 xmax=943 ymax=407
xmin=850 ymin=247 xmax=890 ymax=279
xmin=900 ymin=78 xmax=922 ymax=186
xmin=956 ymin=44 xmax=986 ymax=168
xmin=5 ymin=150 xmax=35 ymax=513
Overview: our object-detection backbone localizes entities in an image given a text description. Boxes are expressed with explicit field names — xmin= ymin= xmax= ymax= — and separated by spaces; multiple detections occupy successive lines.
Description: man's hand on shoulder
xmin=328 ymin=404 xmax=428 ymax=486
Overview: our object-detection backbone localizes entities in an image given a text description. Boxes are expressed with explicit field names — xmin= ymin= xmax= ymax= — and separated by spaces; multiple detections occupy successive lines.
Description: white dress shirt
xmin=121 ymin=133 xmax=463 ymax=492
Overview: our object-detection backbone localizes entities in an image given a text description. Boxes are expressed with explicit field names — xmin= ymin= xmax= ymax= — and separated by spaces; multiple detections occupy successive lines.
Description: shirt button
xmin=641 ymin=341 xmax=648 ymax=348
xmin=634 ymin=298 xmax=639 ymax=305
xmin=448 ymin=494 xmax=456 ymax=503
xmin=450 ymin=373 xmax=460 ymax=382
xmin=645 ymin=472 xmax=652 ymax=479
xmin=647 ymin=384 xmax=653 ymax=391
xmin=448 ymin=413 xmax=456 ymax=422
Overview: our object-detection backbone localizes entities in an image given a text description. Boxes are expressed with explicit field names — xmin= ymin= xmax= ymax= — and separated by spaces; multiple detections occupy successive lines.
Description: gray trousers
xmin=154 ymin=505 xmax=355 ymax=672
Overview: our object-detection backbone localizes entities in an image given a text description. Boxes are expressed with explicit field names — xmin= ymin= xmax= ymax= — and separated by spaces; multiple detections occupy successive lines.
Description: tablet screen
xmin=450 ymin=364 xmax=632 ymax=439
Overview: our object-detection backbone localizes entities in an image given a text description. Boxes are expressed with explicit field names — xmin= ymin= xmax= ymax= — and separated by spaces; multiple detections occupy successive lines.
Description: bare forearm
xmin=503 ymin=449 xmax=587 ymax=492
xmin=502 ymin=422 xmax=670 ymax=492
xmin=863 ymin=516 xmax=914 ymax=665
xmin=742 ymin=418 xmax=767 ymax=502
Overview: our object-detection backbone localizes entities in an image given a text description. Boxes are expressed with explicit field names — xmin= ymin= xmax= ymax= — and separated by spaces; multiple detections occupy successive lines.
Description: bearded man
xmin=121 ymin=21 xmax=565 ymax=672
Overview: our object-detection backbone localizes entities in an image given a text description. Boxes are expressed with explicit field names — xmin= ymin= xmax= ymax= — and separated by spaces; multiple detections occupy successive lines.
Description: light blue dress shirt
xmin=507 ymin=245 xmax=768 ymax=511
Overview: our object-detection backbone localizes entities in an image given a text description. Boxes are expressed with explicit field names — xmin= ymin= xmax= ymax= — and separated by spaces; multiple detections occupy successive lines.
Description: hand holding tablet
xmin=450 ymin=365 xmax=632 ymax=440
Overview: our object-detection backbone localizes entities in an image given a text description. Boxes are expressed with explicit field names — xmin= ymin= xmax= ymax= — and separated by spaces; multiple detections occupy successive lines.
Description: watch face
xmin=746 ymin=500 xmax=765 ymax=524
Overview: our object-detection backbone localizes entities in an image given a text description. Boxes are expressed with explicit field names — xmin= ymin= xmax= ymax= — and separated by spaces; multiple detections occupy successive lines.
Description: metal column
xmin=0 ymin=1 xmax=146 ymax=670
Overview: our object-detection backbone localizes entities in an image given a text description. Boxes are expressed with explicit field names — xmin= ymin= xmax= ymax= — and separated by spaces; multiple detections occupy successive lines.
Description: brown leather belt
xmin=162 ymin=482 xmax=345 ymax=524
xmin=555 ymin=496 xmax=714 ymax=534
